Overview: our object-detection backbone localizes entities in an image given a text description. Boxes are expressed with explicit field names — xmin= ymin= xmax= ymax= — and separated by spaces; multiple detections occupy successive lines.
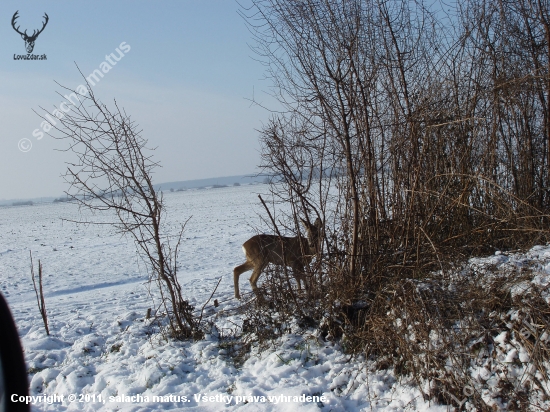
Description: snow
xmin=1 ymin=185 xmax=447 ymax=411
xmin=3 ymin=184 xmax=550 ymax=410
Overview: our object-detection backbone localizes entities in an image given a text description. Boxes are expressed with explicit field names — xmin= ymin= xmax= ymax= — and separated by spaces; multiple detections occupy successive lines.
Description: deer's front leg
xmin=292 ymin=263 xmax=307 ymax=291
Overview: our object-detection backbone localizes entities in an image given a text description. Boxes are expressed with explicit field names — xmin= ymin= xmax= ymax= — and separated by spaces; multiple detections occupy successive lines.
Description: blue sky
xmin=0 ymin=1 xmax=273 ymax=199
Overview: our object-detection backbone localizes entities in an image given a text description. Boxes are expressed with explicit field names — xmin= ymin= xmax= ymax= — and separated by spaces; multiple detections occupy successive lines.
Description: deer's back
xmin=243 ymin=234 xmax=307 ymax=266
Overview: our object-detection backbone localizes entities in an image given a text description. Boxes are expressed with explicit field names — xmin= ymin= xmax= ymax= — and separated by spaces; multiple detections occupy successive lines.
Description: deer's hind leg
xmin=234 ymin=260 xmax=254 ymax=299
xmin=249 ymin=261 xmax=267 ymax=296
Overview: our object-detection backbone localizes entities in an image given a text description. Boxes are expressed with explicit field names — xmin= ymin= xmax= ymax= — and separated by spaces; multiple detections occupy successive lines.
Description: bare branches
xmin=44 ymin=78 xmax=200 ymax=339
xmin=30 ymin=251 xmax=49 ymax=336
xmin=248 ymin=0 xmax=550 ymax=278
xmin=243 ymin=0 xmax=550 ymax=407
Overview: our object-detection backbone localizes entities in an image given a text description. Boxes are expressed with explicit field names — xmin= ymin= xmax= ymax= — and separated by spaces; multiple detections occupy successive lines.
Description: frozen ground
xmin=2 ymin=184 xmax=547 ymax=411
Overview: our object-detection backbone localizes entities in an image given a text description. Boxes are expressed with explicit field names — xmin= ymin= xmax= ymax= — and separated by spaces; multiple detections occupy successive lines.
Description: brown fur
xmin=233 ymin=218 xmax=321 ymax=299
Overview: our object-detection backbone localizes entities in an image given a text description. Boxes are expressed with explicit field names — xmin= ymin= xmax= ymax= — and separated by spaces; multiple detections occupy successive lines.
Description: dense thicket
xmin=249 ymin=0 xmax=550 ymax=276
xmin=242 ymin=0 xmax=550 ymax=408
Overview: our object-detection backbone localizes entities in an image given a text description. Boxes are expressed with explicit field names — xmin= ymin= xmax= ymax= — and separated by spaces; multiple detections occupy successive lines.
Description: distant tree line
xmin=12 ymin=201 xmax=33 ymax=206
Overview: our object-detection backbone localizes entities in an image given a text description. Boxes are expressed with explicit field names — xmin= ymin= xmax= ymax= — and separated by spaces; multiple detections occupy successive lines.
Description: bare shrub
xmin=241 ymin=0 xmax=550 ymax=408
xmin=43 ymin=79 xmax=200 ymax=339
xmin=30 ymin=251 xmax=49 ymax=336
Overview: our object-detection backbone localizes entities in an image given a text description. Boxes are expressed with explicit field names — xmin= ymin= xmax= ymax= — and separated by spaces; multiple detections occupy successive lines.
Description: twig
xmin=30 ymin=251 xmax=49 ymax=336
xmin=197 ymin=277 xmax=223 ymax=327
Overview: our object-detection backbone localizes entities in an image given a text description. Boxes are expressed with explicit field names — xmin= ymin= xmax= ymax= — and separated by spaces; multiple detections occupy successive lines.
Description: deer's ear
xmin=20 ymin=35 xmax=25 ymax=40
xmin=314 ymin=217 xmax=322 ymax=228
xmin=300 ymin=217 xmax=308 ymax=227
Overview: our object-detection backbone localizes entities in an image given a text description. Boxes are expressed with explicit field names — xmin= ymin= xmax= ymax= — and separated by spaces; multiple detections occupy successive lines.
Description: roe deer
xmin=233 ymin=218 xmax=322 ymax=299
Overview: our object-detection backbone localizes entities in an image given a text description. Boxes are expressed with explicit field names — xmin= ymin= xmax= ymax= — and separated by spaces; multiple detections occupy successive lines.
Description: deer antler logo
xmin=11 ymin=11 xmax=49 ymax=54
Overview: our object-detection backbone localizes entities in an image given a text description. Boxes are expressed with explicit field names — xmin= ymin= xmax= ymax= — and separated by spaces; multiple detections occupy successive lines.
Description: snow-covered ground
xmin=2 ymin=184 xmax=548 ymax=411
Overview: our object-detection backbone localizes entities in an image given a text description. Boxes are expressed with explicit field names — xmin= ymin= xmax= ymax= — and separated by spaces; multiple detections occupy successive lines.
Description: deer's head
xmin=12 ymin=11 xmax=49 ymax=54
xmin=300 ymin=217 xmax=322 ymax=252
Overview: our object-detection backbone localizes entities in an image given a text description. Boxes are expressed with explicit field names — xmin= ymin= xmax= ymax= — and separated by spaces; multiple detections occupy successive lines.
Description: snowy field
xmin=2 ymin=184 xmax=548 ymax=411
